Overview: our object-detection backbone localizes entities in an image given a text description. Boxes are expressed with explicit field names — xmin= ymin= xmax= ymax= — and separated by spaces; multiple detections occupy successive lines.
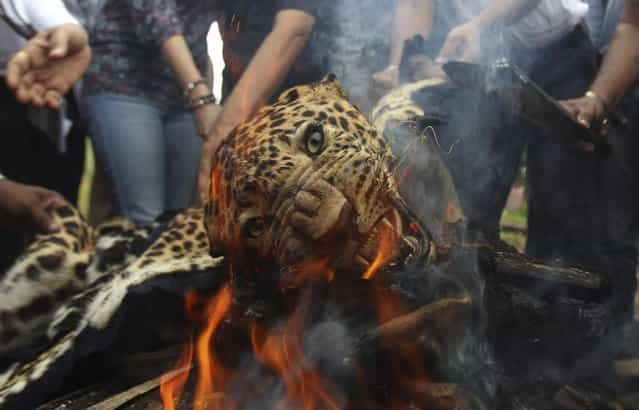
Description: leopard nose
xmin=289 ymin=179 xmax=353 ymax=243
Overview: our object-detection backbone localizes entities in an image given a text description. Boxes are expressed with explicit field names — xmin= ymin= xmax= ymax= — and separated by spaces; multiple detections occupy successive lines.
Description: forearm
xmin=161 ymin=35 xmax=209 ymax=92
xmin=212 ymin=10 xmax=314 ymax=135
xmin=388 ymin=0 xmax=433 ymax=66
xmin=590 ymin=6 xmax=639 ymax=108
xmin=474 ymin=0 xmax=541 ymax=30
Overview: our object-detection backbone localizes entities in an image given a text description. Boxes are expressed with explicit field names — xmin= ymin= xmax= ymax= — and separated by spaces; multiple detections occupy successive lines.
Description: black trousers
xmin=442 ymin=26 xmax=638 ymax=327
xmin=0 ymin=81 xmax=86 ymax=273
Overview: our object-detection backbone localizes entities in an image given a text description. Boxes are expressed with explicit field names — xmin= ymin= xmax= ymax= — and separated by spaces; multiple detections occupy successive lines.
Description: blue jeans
xmin=84 ymin=93 xmax=202 ymax=224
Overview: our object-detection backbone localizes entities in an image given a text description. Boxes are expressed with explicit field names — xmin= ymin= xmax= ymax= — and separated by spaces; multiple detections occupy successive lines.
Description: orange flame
xmin=279 ymin=258 xmax=335 ymax=288
xmin=160 ymin=340 xmax=194 ymax=410
xmin=370 ymin=286 xmax=431 ymax=408
xmin=210 ymin=164 xmax=223 ymax=201
xmin=362 ymin=223 xmax=397 ymax=280
xmin=250 ymin=295 xmax=340 ymax=410
xmin=194 ymin=284 xmax=232 ymax=410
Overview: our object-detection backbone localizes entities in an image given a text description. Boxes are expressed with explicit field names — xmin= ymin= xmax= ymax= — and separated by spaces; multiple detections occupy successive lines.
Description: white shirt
xmin=0 ymin=0 xmax=78 ymax=72
xmin=511 ymin=0 xmax=589 ymax=49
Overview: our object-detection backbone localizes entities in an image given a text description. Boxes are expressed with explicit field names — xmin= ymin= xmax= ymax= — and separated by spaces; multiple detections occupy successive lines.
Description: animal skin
xmin=0 ymin=76 xmax=426 ymax=409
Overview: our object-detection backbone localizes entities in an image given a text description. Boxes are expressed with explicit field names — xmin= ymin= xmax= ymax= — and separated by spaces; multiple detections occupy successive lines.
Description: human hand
xmin=560 ymin=93 xmax=609 ymax=151
xmin=196 ymin=125 xmax=231 ymax=205
xmin=0 ymin=179 xmax=67 ymax=233
xmin=6 ymin=23 xmax=91 ymax=109
xmin=370 ymin=65 xmax=400 ymax=100
xmin=193 ymin=102 xmax=222 ymax=137
xmin=560 ymin=95 xmax=608 ymax=131
xmin=436 ymin=22 xmax=481 ymax=63
xmin=189 ymin=85 xmax=222 ymax=137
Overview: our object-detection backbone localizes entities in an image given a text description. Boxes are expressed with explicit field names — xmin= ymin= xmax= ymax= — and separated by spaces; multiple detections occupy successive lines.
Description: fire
xmin=278 ymin=258 xmax=335 ymax=289
xmin=194 ymin=284 xmax=232 ymax=410
xmin=362 ymin=223 xmax=397 ymax=280
xmin=160 ymin=284 xmax=232 ymax=410
xmin=371 ymin=286 xmax=431 ymax=409
xmin=160 ymin=340 xmax=194 ymax=410
xmin=250 ymin=295 xmax=340 ymax=410
xmin=161 ymin=268 xmax=340 ymax=410
xmin=210 ymin=164 xmax=223 ymax=201
xmin=160 ymin=209 xmax=433 ymax=409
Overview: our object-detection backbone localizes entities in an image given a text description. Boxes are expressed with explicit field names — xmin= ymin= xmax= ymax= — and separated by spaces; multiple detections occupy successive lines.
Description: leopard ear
xmin=318 ymin=73 xmax=347 ymax=99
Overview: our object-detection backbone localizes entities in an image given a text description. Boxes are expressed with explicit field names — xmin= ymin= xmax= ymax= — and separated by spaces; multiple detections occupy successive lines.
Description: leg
xmin=163 ymin=109 xmax=202 ymax=211
xmin=84 ymin=94 xmax=166 ymax=224
xmin=437 ymin=86 xmax=525 ymax=238
xmin=526 ymin=27 xmax=638 ymax=327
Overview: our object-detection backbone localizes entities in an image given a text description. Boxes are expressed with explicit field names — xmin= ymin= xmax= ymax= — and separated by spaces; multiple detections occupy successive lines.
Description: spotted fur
xmin=206 ymin=75 xmax=403 ymax=271
xmin=0 ymin=208 xmax=223 ymax=408
xmin=0 ymin=76 xmax=418 ymax=408
xmin=0 ymin=207 xmax=161 ymax=357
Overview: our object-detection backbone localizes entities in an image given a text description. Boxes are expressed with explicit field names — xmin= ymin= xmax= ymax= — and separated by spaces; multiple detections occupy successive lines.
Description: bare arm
xmin=438 ymin=0 xmax=542 ymax=62
xmin=128 ymin=0 xmax=219 ymax=136
xmin=561 ymin=1 xmax=639 ymax=131
xmin=590 ymin=1 xmax=639 ymax=108
xmin=161 ymin=35 xmax=221 ymax=137
xmin=197 ymin=8 xmax=316 ymax=203
xmin=161 ymin=35 xmax=209 ymax=93
xmin=370 ymin=0 xmax=433 ymax=93
xmin=209 ymin=9 xmax=315 ymax=139
xmin=388 ymin=0 xmax=434 ymax=67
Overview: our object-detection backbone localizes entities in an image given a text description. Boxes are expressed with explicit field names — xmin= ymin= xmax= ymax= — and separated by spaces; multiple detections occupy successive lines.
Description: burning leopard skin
xmin=206 ymin=75 xmax=429 ymax=274
xmin=0 ymin=76 xmax=427 ymax=408
xmin=0 ymin=207 xmax=163 ymax=356
xmin=0 ymin=207 xmax=222 ymax=408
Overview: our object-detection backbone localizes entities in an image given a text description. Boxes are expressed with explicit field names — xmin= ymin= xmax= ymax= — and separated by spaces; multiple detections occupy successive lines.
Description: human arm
xmin=0 ymin=177 xmax=67 ymax=233
xmin=437 ymin=0 xmax=542 ymax=62
xmin=161 ymin=35 xmax=221 ymax=136
xmin=127 ymin=0 xmax=220 ymax=136
xmin=197 ymin=8 xmax=316 ymax=203
xmin=561 ymin=0 xmax=639 ymax=129
xmin=371 ymin=0 xmax=434 ymax=91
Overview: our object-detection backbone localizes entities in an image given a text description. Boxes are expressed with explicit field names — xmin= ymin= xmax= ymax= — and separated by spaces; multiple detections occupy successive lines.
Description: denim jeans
xmin=84 ymin=93 xmax=202 ymax=224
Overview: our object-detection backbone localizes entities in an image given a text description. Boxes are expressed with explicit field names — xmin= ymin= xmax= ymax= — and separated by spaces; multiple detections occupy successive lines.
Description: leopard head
xmin=205 ymin=76 xmax=428 ymax=277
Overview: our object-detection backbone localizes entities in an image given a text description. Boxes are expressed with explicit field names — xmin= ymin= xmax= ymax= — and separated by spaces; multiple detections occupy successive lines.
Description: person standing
xmin=83 ymin=0 xmax=222 ymax=224
xmin=434 ymin=0 xmax=638 ymax=330
xmin=197 ymin=1 xmax=320 ymax=202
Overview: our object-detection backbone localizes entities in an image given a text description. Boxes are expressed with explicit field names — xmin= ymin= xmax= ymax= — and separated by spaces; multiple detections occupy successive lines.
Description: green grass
xmin=500 ymin=195 xmax=528 ymax=252
xmin=77 ymin=139 xmax=94 ymax=218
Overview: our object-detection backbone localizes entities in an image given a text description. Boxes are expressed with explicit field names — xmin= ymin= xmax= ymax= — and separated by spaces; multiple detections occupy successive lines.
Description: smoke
xmin=313 ymin=0 xmax=393 ymax=96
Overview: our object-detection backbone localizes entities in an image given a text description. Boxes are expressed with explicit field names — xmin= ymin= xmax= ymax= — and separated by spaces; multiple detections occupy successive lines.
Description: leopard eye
xmin=242 ymin=217 xmax=265 ymax=239
xmin=304 ymin=123 xmax=325 ymax=156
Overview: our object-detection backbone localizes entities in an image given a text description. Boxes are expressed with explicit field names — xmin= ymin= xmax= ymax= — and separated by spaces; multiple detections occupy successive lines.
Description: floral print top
xmin=83 ymin=0 xmax=222 ymax=108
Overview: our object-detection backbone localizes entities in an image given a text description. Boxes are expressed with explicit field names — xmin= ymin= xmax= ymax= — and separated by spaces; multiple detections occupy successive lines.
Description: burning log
xmin=358 ymin=295 xmax=472 ymax=350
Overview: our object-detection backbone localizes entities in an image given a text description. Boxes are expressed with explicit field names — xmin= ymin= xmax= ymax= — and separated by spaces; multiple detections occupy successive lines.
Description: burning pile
xmin=156 ymin=77 xmax=611 ymax=410
xmin=159 ymin=221 xmax=480 ymax=410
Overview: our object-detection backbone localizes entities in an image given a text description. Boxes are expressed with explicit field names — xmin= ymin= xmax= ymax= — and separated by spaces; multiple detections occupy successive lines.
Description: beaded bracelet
xmin=187 ymin=93 xmax=217 ymax=110
xmin=183 ymin=79 xmax=209 ymax=98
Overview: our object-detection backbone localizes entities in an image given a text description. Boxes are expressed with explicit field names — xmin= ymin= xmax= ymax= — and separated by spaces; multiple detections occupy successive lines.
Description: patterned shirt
xmin=83 ymin=0 xmax=222 ymax=108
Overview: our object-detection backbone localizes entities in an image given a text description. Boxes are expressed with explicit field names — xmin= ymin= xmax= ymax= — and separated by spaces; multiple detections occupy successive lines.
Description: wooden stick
xmin=89 ymin=365 xmax=191 ymax=410
xmin=362 ymin=295 xmax=472 ymax=344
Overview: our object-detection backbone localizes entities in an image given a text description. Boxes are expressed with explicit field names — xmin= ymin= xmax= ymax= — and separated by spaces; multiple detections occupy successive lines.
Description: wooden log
xmin=91 ymin=365 xmax=190 ymax=410
xmin=362 ymin=295 xmax=472 ymax=344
